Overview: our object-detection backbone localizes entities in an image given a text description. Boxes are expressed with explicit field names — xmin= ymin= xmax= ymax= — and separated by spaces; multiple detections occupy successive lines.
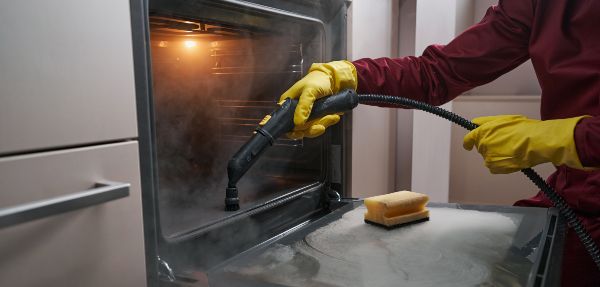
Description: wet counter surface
xmin=207 ymin=202 xmax=563 ymax=287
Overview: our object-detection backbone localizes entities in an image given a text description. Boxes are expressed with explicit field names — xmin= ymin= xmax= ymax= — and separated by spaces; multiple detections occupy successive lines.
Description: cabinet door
xmin=0 ymin=141 xmax=146 ymax=287
xmin=0 ymin=0 xmax=137 ymax=155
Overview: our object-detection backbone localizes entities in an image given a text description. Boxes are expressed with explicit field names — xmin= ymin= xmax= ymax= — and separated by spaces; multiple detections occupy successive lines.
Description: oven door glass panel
xmin=149 ymin=10 xmax=325 ymax=237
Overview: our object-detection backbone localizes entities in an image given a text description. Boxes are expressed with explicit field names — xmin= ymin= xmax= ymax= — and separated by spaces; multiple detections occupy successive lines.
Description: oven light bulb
xmin=184 ymin=40 xmax=197 ymax=48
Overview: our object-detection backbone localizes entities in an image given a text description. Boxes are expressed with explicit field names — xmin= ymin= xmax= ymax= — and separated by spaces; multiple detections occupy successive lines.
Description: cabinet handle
xmin=0 ymin=181 xmax=130 ymax=229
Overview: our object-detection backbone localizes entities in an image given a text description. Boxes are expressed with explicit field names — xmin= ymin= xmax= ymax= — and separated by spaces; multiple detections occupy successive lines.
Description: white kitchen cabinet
xmin=0 ymin=0 xmax=146 ymax=285
xmin=0 ymin=141 xmax=146 ymax=287
xmin=0 ymin=0 xmax=137 ymax=155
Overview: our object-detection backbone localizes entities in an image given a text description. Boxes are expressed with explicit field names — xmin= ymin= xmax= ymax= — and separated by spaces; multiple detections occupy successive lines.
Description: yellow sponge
xmin=364 ymin=191 xmax=429 ymax=229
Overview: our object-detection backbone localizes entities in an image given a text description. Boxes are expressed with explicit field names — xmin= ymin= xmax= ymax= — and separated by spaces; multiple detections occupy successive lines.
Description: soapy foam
xmin=227 ymin=207 xmax=522 ymax=287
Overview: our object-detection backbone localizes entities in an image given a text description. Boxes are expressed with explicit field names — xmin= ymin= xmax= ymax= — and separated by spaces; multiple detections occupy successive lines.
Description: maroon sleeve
xmin=353 ymin=0 xmax=535 ymax=106
xmin=575 ymin=117 xmax=600 ymax=167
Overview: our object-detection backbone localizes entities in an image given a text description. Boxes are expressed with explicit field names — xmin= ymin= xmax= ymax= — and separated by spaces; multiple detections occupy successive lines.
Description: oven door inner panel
xmin=149 ymin=5 xmax=327 ymax=238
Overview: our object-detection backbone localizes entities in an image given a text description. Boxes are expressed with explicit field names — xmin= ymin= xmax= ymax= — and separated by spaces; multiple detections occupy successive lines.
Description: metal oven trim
xmin=133 ymin=0 xmax=350 ymax=284
xmin=129 ymin=0 xmax=162 ymax=285
xmin=165 ymin=182 xmax=324 ymax=243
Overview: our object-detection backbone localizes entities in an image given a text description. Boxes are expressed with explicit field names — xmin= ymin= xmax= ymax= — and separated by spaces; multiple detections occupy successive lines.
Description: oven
xmin=134 ymin=0 xmax=352 ymax=285
xmin=131 ymin=1 xmax=565 ymax=286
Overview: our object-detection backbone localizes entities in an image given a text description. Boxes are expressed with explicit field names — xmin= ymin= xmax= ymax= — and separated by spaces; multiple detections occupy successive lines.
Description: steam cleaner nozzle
xmin=225 ymin=187 xmax=239 ymax=211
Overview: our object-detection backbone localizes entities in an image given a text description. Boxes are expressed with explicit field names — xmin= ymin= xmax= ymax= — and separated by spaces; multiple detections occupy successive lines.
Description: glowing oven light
xmin=184 ymin=40 xmax=197 ymax=48
xmin=158 ymin=41 xmax=168 ymax=48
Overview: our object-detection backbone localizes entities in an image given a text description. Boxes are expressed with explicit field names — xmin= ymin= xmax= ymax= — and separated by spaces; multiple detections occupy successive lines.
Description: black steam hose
xmin=358 ymin=94 xmax=600 ymax=271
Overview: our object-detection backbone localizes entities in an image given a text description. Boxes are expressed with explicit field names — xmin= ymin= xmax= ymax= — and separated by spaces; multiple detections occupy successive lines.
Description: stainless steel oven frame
xmin=130 ymin=0 xmax=351 ymax=285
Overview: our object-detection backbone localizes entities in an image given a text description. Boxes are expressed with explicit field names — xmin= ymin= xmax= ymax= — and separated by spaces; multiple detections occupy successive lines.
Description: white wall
xmin=455 ymin=0 xmax=475 ymax=34
xmin=410 ymin=0 xmax=460 ymax=202
xmin=395 ymin=0 xmax=417 ymax=192
xmin=349 ymin=0 xmax=397 ymax=198
xmin=448 ymin=0 xmax=546 ymax=206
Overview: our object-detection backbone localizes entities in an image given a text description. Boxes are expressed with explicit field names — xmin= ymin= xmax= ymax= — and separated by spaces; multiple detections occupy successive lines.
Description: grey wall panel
xmin=350 ymin=0 xmax=398 ymax=198
xmin=0 ymin=0 xmax=137 ymax=155
xmin=0 ymin=141 xmax=146 ymax=287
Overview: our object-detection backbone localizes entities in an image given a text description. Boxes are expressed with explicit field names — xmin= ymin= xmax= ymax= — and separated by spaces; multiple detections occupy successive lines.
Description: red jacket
xmin=353 ymin=0 xmax=600 ymax=285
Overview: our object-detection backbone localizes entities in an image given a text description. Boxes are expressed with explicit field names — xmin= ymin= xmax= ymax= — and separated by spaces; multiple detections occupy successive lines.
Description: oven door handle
xmin=0 ymin=181 xmax=130 ymax=229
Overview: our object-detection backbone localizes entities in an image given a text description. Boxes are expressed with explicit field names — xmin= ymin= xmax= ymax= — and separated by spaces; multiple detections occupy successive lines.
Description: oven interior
xmin=148 ymin=5 xmax=331 ymax=240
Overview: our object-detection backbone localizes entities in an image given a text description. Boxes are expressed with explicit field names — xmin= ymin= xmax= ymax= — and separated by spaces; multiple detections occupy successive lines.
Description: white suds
xmin=226 ymin=207 xmax=522 ymax=287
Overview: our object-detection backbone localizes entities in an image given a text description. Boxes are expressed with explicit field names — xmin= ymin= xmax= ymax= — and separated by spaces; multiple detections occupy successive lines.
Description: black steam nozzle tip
xmin=225 ymin=203 xmax=239 ymax=211
xmin=225 ymin=187 xmax=239 ymax=212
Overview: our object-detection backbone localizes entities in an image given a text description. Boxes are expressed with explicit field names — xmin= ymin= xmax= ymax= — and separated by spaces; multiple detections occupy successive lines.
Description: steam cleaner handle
xmin=307 ymin=89 xmax=360 ymax=121
xmin=259 ymin=89 xmax=359 ymax=141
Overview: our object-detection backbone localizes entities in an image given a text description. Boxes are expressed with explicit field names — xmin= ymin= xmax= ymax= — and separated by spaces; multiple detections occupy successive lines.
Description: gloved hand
xmin=279 ymin=60 xmax=357 ymax=139
xmin=463 ymin=115 xmax=590 ymax=174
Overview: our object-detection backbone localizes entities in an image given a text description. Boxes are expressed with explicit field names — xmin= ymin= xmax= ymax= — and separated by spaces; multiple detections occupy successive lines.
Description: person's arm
xmin=575 ymin=117 xmax=600 ymax=167
xmin=353 ymin=0 xmax=535 ymax=105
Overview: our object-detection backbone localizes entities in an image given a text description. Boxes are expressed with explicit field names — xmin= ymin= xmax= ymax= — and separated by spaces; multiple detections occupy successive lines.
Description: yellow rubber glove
xmin=278 ymin=60 xmax=358 ymax=139
xmin=287 ymin=114 xmax=343 ymax=139
xmin=463 ymin=115 xmax=590 ymax=174
xmin=258 ymin=113 xmax=342 ymax=139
